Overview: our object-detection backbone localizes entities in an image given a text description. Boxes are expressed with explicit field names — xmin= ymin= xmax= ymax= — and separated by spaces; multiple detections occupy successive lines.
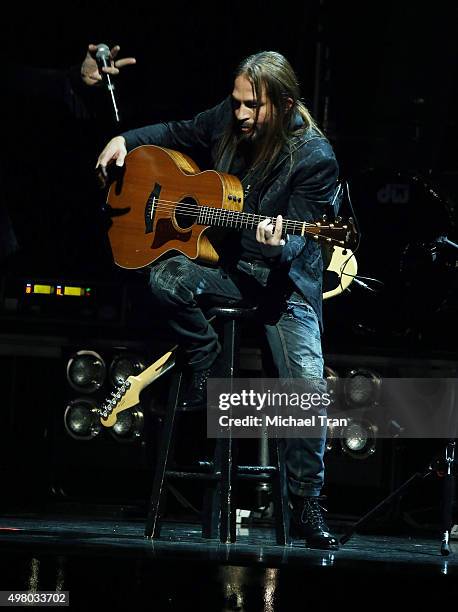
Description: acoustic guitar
xmin=105 ymin=145 xmax=357 ymax=293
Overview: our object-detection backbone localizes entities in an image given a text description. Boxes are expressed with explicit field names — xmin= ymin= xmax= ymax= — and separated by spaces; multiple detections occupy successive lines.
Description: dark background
xmin=0 ymin=1 xmax=457 ymax=517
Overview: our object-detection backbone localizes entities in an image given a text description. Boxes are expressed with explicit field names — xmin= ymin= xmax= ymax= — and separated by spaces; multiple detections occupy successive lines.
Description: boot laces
xmin=302 ymin=498 xmax=328 ymax=530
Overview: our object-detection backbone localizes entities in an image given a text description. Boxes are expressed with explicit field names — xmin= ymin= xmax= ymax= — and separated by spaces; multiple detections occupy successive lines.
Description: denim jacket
xmin=122 ymin=98 xmax=340 ymax=328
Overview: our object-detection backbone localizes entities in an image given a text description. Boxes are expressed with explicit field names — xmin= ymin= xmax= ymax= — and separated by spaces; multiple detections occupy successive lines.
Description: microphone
xmin=351 ymin=277 xmax=377 ymax=293
xmin=95 ymin=43 xmax=120 ymax=123
xmin=434 ymin=235 xmax=458 ymax=250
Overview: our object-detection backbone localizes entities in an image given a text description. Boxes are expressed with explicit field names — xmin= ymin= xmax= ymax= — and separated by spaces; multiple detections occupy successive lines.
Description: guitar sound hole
xmin=174 ymin=197 xmax=198 ymax=230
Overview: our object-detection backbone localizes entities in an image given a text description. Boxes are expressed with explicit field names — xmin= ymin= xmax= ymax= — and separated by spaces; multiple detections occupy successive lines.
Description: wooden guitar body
xmin=107 ymin=146 xmax=243 ymax=268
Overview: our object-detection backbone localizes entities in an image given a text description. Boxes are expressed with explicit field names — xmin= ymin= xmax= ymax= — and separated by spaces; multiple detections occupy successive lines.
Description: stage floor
xmin=0 ymin=514 xmax=457 ymax=608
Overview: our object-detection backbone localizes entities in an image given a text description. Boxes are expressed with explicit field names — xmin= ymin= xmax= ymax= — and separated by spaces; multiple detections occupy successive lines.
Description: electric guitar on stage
xmin=99 ymin=348 xmax=177 ymax=427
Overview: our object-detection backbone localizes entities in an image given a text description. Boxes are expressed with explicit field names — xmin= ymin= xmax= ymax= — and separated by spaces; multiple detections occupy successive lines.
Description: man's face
xmin=231 ymin=75 xmax=271 ymax=141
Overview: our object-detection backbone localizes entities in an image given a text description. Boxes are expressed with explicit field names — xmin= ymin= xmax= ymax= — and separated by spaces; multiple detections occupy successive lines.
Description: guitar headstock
xmin=99 ymin=377 xmax=140 ymax=427
xmin=98 ymin=348 xmax=177 ymax=428
xmin=308 ymin=216 xmax=358 ymax=248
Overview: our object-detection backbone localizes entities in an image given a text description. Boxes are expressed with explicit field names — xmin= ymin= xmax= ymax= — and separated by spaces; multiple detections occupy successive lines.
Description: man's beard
xmin=236 ymin=121 xmax=268 ymax=144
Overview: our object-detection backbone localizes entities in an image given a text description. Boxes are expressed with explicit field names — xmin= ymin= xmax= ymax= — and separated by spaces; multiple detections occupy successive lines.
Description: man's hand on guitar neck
xmin=256 ymin=215 xmax=286 ymax=261
xmin=96 ymin=136 xmax=127 ymax=187
xmin=256 ymin=215 xmax=285 ymax=246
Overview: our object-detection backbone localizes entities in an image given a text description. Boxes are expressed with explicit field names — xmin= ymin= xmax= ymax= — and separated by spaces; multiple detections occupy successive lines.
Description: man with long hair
xmin=97 ymin=51 xmax=340 ymax=550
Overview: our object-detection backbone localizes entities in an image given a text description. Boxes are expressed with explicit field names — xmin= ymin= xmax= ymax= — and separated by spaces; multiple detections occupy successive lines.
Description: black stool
xmin=144 ymin=305 xmax=290 ymax=544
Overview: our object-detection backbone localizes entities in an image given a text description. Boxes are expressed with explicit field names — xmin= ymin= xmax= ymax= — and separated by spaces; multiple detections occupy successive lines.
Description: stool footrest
xmin=166 ymin=465 xmax=277 ymax=481
xmin=166 ymin=470 xmax=220 ymax=481
xmin=237 ymin=465 xmax=277 ymax=474
xmin=236 ymin=473 xmax=275 ymax=481
xmin=170 ymin=461 xmax=214 ymax=472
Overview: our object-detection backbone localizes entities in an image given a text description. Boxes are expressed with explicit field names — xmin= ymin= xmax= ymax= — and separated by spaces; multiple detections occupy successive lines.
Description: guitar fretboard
xmin=196 ymin=206 xmax=308 ymax=236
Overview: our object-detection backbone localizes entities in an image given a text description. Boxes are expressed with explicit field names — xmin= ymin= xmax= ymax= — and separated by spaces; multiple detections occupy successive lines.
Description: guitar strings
xmin=151 ymin=197 xmax=318 ymax=226
xmin=148 ymin=197 xmax=326 ymax=231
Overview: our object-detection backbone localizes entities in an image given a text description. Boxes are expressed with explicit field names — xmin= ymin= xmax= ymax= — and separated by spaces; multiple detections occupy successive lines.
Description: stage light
xmin=110 ymin=409 xmax=144 ymax=442
xmin=109 ymin=353 xmax=146 ymax=386
xmin=340 ymin=419 xmax=377 ymax=459
xmin=66 ymin=350 xmax=106 ymax=393
xmin=64 ymin=398 xmax=102 ymax=440
xmin=344 ymin=369 xmax=381 ymax=408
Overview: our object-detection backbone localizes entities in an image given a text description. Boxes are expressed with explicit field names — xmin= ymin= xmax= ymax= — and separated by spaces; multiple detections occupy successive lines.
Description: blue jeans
xmin=149 ymin=255 xmax=326 ymax=497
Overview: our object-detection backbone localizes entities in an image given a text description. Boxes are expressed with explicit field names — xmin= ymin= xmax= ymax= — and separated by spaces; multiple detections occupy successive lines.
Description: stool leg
xmin=219 ymin=318 xmax=239 ymax=377
xmin=202 ymin=480 xmax=220 ymax=539
xmin=202 ymin=439 xmax=220 ymax=539
xmin=218 ymin=318 xmax=240 ymax=543
xmin=219 ymin=436 xmax=238 ymax=543
xmin=144 ymin=371 xmax=182 ymax=538
xmin=269 ymin=437 xmax=290 ymax=545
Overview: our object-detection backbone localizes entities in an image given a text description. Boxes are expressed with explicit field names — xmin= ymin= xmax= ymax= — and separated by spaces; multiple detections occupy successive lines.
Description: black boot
xmin=290 ymin=496 xmax=339 ymax=550
xmin=177 ymin=367 xmax=213 ymax=410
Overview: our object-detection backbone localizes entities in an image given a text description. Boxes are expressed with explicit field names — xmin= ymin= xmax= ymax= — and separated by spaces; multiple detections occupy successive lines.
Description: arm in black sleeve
xmin=121 ymin=98 xmax=230 ymax=151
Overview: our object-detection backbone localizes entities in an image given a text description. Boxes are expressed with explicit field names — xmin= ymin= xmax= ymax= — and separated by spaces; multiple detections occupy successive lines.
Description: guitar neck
xmin=197 ymin=207 xmax=311 ymax=237
xmin=137 ymin=348 xmax=177 ymax=388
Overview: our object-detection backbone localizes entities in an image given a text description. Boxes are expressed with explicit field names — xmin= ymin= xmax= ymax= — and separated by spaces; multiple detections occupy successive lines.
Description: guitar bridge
xmin=144 ymin=183 xmax=162 ymax=234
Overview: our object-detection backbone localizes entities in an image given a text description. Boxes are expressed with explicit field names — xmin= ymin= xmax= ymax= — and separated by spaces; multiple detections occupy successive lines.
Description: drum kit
xmin=340 ymin=169 xmax=458 ymax=348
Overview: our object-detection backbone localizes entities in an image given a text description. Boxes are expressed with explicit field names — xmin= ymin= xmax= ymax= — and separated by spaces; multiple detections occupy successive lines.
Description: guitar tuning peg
xmin=336 ymin=216 xmax=342 ymax=223
xmin=322 ymin=214 xmax=328 ymax=222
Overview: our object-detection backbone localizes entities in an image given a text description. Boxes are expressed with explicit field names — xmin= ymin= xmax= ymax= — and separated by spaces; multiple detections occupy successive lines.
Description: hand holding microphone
xmin=95 ymin=43 xmax=120 ymax=122
xmin=80 ymin=43 xmax=137 ymax=122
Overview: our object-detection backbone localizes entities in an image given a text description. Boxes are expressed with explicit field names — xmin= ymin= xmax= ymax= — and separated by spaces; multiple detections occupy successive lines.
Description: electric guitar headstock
xmin=99 ymin=377 xmax=140 ymax=428
xmin=99 ymin=349 xmax=176 ymax=427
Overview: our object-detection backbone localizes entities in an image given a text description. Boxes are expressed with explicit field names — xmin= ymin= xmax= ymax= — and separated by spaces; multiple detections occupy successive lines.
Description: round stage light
xmin=110 ymin=409 xmax=144 ymax=442
xmin=344 ymin=369 xmax=381 ymax=408
xmin=109 ymin=353 xmax=146 ymax=387
xmin=66 ymin=350 xmax=106 ymax=393
xmin=64 ymin=398 xmax=102 ymax=440
xmin=340 ymin=419 xmax=377 ymax=459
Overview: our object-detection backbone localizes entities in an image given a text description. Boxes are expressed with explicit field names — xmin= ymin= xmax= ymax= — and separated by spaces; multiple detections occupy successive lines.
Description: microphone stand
xmin=441 ymin=440 xmax=456 ymax=555
xmin=104 ymin=72 xmax=120 ymax=123
xmin=340 ymin=383 xmax=457 ymax=556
